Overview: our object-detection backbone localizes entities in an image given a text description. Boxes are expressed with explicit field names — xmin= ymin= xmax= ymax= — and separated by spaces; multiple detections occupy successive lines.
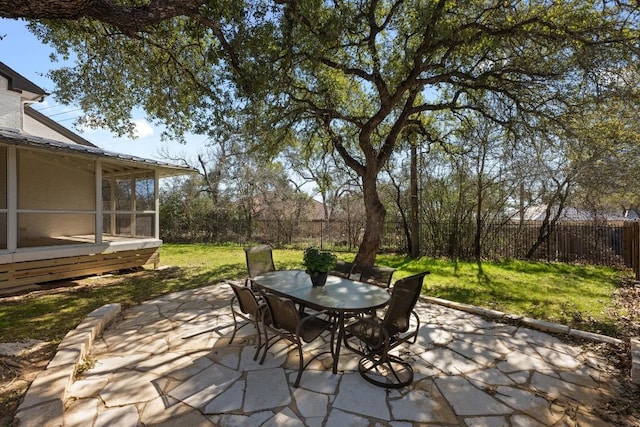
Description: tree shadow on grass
xmin=0 ymin=264 xmax=247 ymax=342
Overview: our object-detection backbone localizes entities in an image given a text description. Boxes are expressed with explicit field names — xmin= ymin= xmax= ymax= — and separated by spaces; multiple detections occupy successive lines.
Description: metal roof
xmin=0 ymin=127 xmax=196 ymax=178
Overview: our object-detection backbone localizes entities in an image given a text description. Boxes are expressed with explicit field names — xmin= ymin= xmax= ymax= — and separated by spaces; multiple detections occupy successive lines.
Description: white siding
xmin=17 ymin=151 xmax=95 ymax=241
xmin=23 ymin=114 xmax=82 ymax=145
xmin=18 ymin=213 xmax=94 ymax=241
xmin=18 ymin=151 xmax=95 ymax=210
xmin=0 ymin=76 xmax=22 ymax=131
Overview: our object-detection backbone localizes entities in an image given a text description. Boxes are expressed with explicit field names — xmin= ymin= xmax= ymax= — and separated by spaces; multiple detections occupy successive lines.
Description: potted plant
xmin=303 ymin=247 xmax=337 ymax=287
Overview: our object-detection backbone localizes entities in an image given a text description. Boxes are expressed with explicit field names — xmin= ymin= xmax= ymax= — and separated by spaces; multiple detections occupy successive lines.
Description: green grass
xmin=0 ymin=244 xmax=632 ymax=343
xmin=381 ymin=257 xmax=627 ymax=336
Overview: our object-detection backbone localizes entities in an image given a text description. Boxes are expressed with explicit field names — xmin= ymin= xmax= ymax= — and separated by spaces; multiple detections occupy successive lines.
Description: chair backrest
xmin=244 ymin=245 xmax=276 ymax=278
xmin=229 ymin=282 xmax=261 ymax=316
xmin=330 ymin=260 xmax=353 ymax=278
xmin=263 ymin=294 xmax=300 ymax=334
xmin=352 ymin=264 xmax=396 ymax=288
xmin=382 ymin=271 xmax=430 ymax=335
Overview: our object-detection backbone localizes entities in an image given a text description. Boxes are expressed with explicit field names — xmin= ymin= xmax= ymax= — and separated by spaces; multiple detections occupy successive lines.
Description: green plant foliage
xmin=31 ymin=1 xmax=640 ymax=264
xmin=302 ymin=247 xmax=337 ymax=275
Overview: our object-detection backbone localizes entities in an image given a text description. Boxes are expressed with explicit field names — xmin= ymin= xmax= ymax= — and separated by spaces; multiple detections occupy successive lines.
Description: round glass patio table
xmin=252 ymin=270 xmax=391 ymax=374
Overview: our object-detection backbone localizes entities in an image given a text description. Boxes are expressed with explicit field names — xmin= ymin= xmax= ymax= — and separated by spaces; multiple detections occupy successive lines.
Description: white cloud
xmin=133 ymin=119 xmax=154 ymax=138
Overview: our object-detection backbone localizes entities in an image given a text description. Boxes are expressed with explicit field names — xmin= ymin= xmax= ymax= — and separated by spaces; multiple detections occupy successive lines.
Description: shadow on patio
xmin=61 ymin=282 xmax=622 ymax=426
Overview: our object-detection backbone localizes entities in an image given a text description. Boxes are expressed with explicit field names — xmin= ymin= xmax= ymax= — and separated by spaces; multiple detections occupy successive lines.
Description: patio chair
xmin=329 ymin=260 xmax=354 ymax=279
xmin=244 ymin=244 xmax=276 ymax=287
xmin=350 ymin=264 xmax=396 ymax=289
xmin=229 ymin=282 xmax=271 ymax=360
xmin=259 ymin=293 xmax=336 ymax=387
xmin=343 ymin=271 xmax=430 ymax=388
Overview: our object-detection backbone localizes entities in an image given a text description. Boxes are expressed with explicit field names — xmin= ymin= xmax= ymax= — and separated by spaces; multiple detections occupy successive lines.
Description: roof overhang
xmin=0 ymin=127 xmax=196 ymax=178
xmin=0 ymin=62 xmax=48 ymax=102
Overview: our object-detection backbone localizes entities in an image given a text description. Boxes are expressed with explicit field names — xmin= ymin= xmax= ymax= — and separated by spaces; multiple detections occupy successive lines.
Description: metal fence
xmin=161 ymin=218 xmax=631 ymax=266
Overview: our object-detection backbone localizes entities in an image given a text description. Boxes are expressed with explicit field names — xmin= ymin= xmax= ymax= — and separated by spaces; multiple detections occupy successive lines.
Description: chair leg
xmin=358 ymin=354 xmax=414 ymax=389
xmin=329 ymin=317 xmax=337 ymax=359
xmin=293 ymin=341 xmax=305 ymax=388
xmin=229 ymin=311 xmax=239 ymax=344
xmin=253 ymin=321 xmax=262 ymax=361
xmin=259 ymin=328 xmax=280 ymax=365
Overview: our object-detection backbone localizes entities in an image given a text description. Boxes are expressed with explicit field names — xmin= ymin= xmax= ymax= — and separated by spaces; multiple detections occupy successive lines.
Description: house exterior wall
xmin=0 ymin=76 xmax=22 ymax=131
xmin=18 ymin=213 xmax=94 ymax=242
xmin=22 ymin=114 xmax=83 ymax=145
xmin=17 ymin=151 xmax=95 ymax=241
xmin=18 ymin=151 xmax=95 ymax=210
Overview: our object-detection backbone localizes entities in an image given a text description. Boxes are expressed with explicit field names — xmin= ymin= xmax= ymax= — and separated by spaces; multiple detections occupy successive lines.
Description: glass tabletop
xmin=252 ymin=270 xmax=390 ymax=312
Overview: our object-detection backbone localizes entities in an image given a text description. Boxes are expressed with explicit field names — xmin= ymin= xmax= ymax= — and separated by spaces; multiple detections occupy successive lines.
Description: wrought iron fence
xmin=161 ymin=218 xmax=630 ymax=266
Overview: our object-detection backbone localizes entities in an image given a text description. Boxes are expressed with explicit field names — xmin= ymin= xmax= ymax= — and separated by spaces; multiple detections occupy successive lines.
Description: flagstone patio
xmin=17 ymin=281 xmax=627 ymax=426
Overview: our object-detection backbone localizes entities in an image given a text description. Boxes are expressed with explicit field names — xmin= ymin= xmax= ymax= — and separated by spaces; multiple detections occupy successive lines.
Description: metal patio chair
xmin=244 ymin=244 xmax=276 ymax=287
xmin=350 ymin=264 xmax=396 ymax=289
xmin=329 ymin=260 xmax=354 ymax=279
xmin=343 ymin=271 xmax=430 ymax=388
xmin=228 ymin=282 xmax=271 ymax=360
xmin=259 ymin=293 xmax=336 ymax=388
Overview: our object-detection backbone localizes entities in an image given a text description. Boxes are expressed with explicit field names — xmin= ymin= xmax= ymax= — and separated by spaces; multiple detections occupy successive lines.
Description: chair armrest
xmin=297 ymin=310 xmax=334 ymax=342
xmin=344 ymin=315 xmax=390 ymax=355
xmin=406 ymin=310 xmax=420 ymax=344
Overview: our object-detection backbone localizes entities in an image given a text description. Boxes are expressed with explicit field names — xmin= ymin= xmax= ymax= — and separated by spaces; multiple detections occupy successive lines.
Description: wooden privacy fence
xmin=162 ymin=218 xmax=640 ymax=272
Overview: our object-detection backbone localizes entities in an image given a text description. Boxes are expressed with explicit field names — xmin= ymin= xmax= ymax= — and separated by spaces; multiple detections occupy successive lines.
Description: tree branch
xmin=0 ymin=0 xmax=206 ymax=33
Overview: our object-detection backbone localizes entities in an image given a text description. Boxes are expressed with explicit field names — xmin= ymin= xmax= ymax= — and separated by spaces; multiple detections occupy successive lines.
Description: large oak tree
xmin=3 ymin=0 xmax=639 ymax=265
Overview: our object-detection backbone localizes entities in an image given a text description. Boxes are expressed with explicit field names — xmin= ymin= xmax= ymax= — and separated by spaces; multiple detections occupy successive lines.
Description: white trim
xmin=0 ymin=238 xmax=161 ymax=263
xmin=17 ymin=209 xmax=95 ymax=214
xmin=154 ymin=169 xmax=160 ymax=239
xmin=103 ymin=210 xmax=156 ymax=215
xmin=109 ymin=177 xmax=116 ymax=235
xmin=130 ymin=177 xmax=135 ymax=237
xmin=95 ymin=160 xmax=102 ymax=244
xmin=7 ymin=146 xmax=16 ymax=251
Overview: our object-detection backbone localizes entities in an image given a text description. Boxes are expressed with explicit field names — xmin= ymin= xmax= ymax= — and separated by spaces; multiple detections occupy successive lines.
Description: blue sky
xmin=0 ymin=18 xmax=206 ymax=162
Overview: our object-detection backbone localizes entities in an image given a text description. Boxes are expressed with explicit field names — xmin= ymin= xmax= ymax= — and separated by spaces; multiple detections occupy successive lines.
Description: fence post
xmin=625 ymin=222 xmax=640 ymax=280
xmin=631 ymin=221 xmax=640 ymax=280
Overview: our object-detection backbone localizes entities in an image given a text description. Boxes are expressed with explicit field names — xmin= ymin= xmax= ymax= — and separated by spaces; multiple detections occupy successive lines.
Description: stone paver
xmin=18 ymin=282 xmax=631 ymax=426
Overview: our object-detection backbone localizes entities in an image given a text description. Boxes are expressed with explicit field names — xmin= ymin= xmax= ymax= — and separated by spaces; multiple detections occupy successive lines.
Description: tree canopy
xmin=3 ymin=0 xmax=639 ymax=264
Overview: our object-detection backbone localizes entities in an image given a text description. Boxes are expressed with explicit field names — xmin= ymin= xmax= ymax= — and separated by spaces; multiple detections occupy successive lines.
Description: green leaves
xmin=302 ymin=247 xmax=337 ymax=275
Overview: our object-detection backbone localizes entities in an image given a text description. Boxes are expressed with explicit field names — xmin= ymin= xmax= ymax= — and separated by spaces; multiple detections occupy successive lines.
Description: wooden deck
xmin=0 ymin=241 xmax=160 ymax=295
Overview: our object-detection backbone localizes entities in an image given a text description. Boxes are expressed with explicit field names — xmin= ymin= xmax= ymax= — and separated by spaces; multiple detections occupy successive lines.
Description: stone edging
xmin=13 ymin=294 xmax=639 ymax=426
xmin=421 ymin=295 xmax=640 ymax=385
xmin=14 ymin=304 xmax=121 ymax=427
xmin=421 ymin=296 xmax=625 ymax=345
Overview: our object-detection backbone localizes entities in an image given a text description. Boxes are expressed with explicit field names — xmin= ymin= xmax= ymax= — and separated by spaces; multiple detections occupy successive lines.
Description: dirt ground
xmin=0 ymin=274 xmax=639 ymax=427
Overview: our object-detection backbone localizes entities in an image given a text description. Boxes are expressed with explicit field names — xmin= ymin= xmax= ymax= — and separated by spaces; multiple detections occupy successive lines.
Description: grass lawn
xmin=0 ymin=243 xmax=633 ymax=343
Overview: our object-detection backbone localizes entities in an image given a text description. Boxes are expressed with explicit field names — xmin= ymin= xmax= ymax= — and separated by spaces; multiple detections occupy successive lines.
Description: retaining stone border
xmin=12 ymin=294 xmax=639 ymax=426
xmin=14 ymin=304 xmax=121 ymax=427
xmin=422 ymin=296 xmax=626 ymax=346
xmin=422 ymin=295 xmax=640 ymax=386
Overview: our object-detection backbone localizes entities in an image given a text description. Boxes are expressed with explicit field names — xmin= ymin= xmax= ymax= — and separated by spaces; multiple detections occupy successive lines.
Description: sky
xmin=0 ymin=18 xmax=207 ymax=163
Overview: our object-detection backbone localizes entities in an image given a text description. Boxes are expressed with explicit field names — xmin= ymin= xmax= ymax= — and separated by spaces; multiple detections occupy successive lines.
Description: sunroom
xmin=0 ymin=61 xmax=194 ymax=294
xmin=0 ymin=132 xmax=193 ymax=294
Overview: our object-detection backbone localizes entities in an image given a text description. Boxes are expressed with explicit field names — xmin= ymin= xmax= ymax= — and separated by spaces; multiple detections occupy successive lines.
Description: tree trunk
xmin=526 ymin=179 xmax=571 ymax=259
xmin=474 ymin=147 xmax=487 ymax=261
xmin=409 ymin=144 xmax=420 ymax=258
xmin=354 ymin=172 xmax=386 ymax=266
